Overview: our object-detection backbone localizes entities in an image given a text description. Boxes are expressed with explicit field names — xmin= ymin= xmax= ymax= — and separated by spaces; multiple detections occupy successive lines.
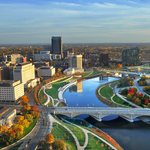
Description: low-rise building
xmin=37 ymin=66 xmax=55 ymax=77
xmin=0 ymin=80 xmax=24 ymax=104
xmin=63 ymin=68 xmax=84 ymax=75
xmin=0 ymin=107 xmax=16 ymax=127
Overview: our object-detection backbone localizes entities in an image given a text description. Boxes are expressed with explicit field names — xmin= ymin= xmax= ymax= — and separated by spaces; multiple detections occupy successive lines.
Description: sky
xmin=0 ymin=0 xmax=150 ymax=44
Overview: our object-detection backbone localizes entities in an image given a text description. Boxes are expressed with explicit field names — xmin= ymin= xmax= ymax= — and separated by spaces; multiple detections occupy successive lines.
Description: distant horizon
xmin=1 ymin=0 xmax=150 ymax=44
xmin=1 ymin=42 xmax=150 ymax=46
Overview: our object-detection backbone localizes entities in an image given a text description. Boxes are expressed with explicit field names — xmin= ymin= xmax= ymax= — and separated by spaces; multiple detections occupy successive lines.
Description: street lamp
xmin=93 ymin=104 xmax=94 ymax=107
xmin=77 ymin=103 xmax=78 ymax=107
xmin=87 ymin=104 xmax=89 ymax=107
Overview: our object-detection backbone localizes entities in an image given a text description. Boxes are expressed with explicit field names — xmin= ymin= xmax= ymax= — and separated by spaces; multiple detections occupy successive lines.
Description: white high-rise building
xmin=69 ymin=55 xmax=82 ymax=69
xmin=0 ymin=80 xmax=24 ymax=104
xmin=13 ymin=62 xmax=40 ymax=88
xmin=13 ymin=62 xmax=35 ymax=83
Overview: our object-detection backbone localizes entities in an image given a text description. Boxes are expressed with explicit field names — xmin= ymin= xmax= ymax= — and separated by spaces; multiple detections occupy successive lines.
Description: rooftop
xmin=16 ymin=62 xmax=31 ymax=66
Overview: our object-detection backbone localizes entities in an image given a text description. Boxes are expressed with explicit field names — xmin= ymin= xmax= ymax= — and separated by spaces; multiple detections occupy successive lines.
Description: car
xmin=65 ymin=109 xmax=68 ymax=110
xmin=52 ymin=107 xmax=55 ymax=109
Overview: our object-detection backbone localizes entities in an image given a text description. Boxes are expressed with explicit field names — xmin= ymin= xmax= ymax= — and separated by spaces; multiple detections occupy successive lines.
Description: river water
xmin=63 ymin=77 xmax=150 ymax=150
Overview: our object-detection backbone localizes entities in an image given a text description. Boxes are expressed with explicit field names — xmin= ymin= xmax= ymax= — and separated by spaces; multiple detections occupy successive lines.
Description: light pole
xmin=87 ymin=104 xmax=89 ymax=107
xmin=93 ymin=104 xmax=94 ymax=107
xmin=77 ymin=103 xmax=78 ymax=107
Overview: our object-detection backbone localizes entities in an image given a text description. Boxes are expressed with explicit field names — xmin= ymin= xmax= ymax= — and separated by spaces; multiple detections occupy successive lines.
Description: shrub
xmin=127 ymin=94 xmax=132 ymax=101
xmin=120 ymin=88 xmax=128 ymax=96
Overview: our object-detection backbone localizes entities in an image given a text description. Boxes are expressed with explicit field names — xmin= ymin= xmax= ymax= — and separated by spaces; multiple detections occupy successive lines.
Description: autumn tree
xmin=21 ymin=105 xmax=31 ymax=114
xmin=38 ymin=139 xmax=49 ymax=150
xmin=20 ymin=96 xmax=29 ymax=105
xmin=0 ymin=125 xmax=8 ymax=136
xmin=52 ymin=139 xmax=66 ymax=150
xmin=25 ymin=114 xmax=33 ymax=122
xmin=45 ymin=133 xmax=55 ymax=144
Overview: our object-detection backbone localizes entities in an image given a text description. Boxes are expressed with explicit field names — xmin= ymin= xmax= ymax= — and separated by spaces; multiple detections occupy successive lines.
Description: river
xmin=63 ymin=77 xmax=150 ymax=150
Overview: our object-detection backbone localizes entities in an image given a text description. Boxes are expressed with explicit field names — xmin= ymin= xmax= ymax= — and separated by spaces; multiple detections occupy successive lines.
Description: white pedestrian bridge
xmin=53 ymin=107 xmax=150 ymax=123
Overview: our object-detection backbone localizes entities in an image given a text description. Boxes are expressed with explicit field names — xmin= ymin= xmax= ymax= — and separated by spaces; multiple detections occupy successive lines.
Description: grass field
xmin=54 ymin=117 xmax=85 ymax=146
xmin=45 ymin=81 xmax=69 ymax=99
xmin=51 ymin=123 xmax=76 ymax=150
xmin=113 ymin=95 xmax=133 ymax=107
xmin=39 ymin=90 xmax=47 ymax=104
xmin=85 ymin=134 xmax=111 ymax=150
xmin=110 ymin=81 xmax=119 ymax=88
xmin=62 ymin=123 xmax=85 ymax=146
xmin=24 ymin=120 xmax=36 ymax=136
xmin=81 ymin=71 xmax=92 ymax=77
xmin=100 ymin=86 xmax=114 ymax=98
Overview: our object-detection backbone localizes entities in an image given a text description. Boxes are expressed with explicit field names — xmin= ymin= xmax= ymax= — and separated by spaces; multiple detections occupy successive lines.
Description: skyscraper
xmin=122 ymin=47 xmax=139 ymax=66
xmin=69 ymin=55 xmax=82 ymax=69
xmin=99 ymin=53 xmax=109 ymax=66
xmin=51 ymin=36 xmax=63 ymax=58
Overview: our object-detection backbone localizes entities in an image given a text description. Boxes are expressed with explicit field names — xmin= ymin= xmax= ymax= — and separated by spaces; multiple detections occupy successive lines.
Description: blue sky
xmin=0 ymin=0 xmax=150 ymax=44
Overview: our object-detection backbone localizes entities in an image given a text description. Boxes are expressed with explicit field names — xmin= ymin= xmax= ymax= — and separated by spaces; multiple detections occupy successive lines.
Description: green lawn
xmin=8 ymin=142 xmax=23 ymax=150
xmin=81 ymin=72 xmax=92 ymax=77
xmin=100 ymin=86 xmax=113 ymax=98
xmin=54 ymin=117 xmax=85 ymax=146
xmin=110 ymin=81 xmax=119 ymax=88
xmin=85 ymin=134 xmax=111 ymax=150
xmin=61 ymin=123 xmax=85 ymax=146
xmin=55 ymin=77 xmax=71 ymax=83
xmin=112 ymin=95 xmax=133 ymax=107
xmin=89 ymin=71 xmax=101 ymax=77
xmin=51 ymin=123 xmax=76 ymax=150
xmin=48 ymin=98 xmax=53 ymax=107
xmin=45 ymin=82 xmax=69 ymax=99
xmin=24 ymin=120 xmax=37 ymax=136
xmin=39 ymin=90 xmax=47 ymax=104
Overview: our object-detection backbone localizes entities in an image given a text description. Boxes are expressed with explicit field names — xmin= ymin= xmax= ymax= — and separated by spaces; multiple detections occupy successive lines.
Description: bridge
xmin=53 ymin=107 xmax=150 ymax=123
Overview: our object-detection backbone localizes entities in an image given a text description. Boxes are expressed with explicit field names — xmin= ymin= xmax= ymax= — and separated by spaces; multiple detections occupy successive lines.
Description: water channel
xmin=63 ymin=77 xmax=150 ymax=150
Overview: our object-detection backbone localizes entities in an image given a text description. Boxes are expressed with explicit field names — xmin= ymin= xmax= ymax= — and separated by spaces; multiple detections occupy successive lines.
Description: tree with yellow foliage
xmin=0 ymin=125 xmax=8 ymax=136
xmin=52 ymin=139 xmax=66 ymax=150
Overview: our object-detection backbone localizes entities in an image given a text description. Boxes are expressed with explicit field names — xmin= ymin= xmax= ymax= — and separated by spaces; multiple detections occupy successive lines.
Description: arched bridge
xmin=53 ymin=107 xmax=150 ymax=123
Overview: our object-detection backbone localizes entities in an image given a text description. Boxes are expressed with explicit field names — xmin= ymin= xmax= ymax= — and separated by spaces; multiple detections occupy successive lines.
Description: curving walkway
xmin=48 ymin=114 xmax=118 ymax=150
xmin=61 ymin=118 xmax=118 ymax=150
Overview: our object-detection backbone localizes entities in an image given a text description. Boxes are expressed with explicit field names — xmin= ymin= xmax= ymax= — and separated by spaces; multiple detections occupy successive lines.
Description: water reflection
xmin=64 ymin=77 xmax=118 ymax=107
xmin=69 ymin=81 xmax=83 ymax=93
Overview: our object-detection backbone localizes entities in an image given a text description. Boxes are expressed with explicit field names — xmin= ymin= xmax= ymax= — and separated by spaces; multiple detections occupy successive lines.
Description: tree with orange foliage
xmin=118 ymin=64 xmax=122 ymax=68
xmin=52 ymin=139 xmax=66 ymax=150
xmin=20 ymin=96 xmax=29 ymax=105
xmin=45 ymin=133 xmax=55 ymax=144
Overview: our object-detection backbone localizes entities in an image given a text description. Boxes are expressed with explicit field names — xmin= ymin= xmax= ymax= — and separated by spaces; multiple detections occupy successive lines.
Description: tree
xmin=135 ymin=98 xmax=141 ymax=105
xmin=25 ymin=114 xmax=33 ymax=122
xmin=20 ymin=96 xmax=29 ymax=105
xmin=21 ymin=105 xmax=31 ymax=113
xmin=0 ymin=125 xmax=8 ymax=136
xmin=45 ymin=133 xmax=55 ymax=144
xmin=52 ymin=139 xmax=66 ymax=150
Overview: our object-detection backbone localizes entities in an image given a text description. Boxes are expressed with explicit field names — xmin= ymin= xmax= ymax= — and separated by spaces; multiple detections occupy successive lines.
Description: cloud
xmin=0 ymin=1 xmax=150 ymax=44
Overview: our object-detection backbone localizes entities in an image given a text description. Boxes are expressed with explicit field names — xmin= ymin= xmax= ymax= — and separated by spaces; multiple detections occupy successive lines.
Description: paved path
xmin=61 ymin=118 xmax=118 ymax=150
xmin=49 ymin=114 xmax=118 ymax=150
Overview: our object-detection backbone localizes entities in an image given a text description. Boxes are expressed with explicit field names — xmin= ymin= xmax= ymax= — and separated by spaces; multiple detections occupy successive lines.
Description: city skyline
xmin=1 ymin=0 xmax=150 ymax=44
